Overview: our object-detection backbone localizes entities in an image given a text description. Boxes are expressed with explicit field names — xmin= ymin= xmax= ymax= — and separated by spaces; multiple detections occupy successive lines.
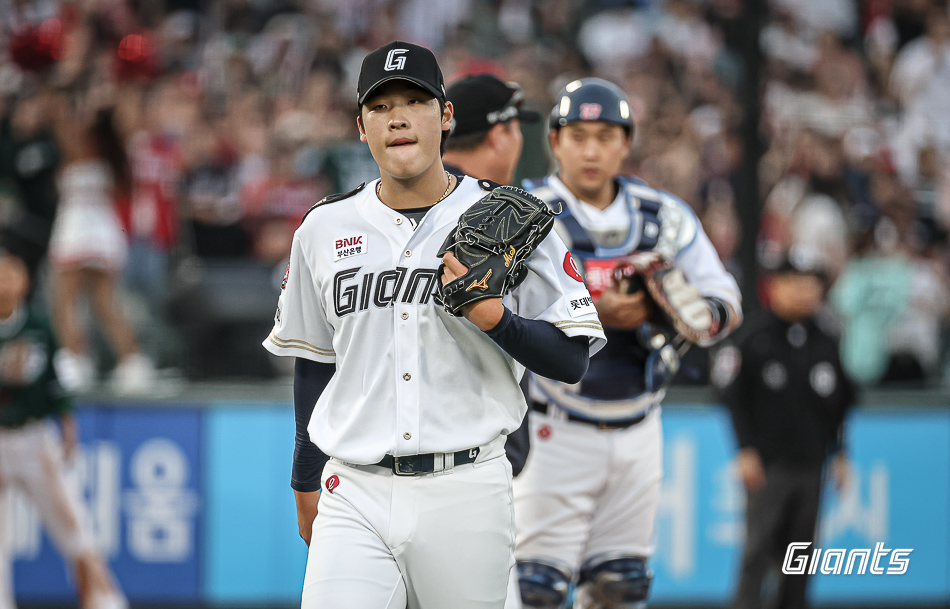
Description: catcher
xmin=507 ymin=78 xmax=742 ymax=609
xmin=262 ymin=42 xmax=604 ymax=609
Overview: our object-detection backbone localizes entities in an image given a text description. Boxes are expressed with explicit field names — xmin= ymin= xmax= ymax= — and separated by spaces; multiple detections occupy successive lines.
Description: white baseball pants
xmin=506 ymin=408 xmax=663 ymax=609
xmin=303 ymin=443 xmax=515 ymax=609
xmin=0 ymin=419 xmax=97 ymax=609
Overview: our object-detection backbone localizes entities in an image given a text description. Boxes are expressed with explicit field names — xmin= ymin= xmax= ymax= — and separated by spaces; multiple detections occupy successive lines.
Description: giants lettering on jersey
xmin=333 ymin=266 xmax=440 ymax=317
xmin=334 ymin=235 xmax=367 ymax=262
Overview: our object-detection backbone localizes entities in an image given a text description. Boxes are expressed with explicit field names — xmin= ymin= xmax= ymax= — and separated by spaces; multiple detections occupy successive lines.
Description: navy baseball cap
xmin=357 ymin=41 xmax=445 ymax=106
xmin=550 ymin=78 xmax=634 ymax=133
xmin=446 ymin=74 xmax=541 ymax=137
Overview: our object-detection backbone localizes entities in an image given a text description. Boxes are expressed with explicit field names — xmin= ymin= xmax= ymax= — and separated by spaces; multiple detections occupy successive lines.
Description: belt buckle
xmin=392 ymin=456 xmax=424 ymax=476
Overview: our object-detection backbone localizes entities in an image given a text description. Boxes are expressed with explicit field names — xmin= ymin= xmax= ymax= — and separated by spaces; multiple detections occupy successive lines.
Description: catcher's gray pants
xmin=303 ymin=438 xmax=515 ymax=609
xmin=733 ymin=465 xmax=823 ymax=609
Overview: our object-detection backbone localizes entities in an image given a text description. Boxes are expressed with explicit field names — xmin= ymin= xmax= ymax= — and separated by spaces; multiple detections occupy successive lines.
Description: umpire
xmin=444 ymin=73 xmax=540 ymax=477
xmin=443 ymin=73 xmax=539 ymax=187
xmin=716 ymin=247 xmax=856 ymax=609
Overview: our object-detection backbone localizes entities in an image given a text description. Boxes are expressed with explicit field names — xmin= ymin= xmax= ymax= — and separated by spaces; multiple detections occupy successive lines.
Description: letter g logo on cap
xmin=384 ymin=49 xmax=407 ymax=71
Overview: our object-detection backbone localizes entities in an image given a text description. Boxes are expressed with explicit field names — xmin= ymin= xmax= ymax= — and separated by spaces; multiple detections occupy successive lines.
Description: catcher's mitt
xmin=437 ymin=186 xmax=557 ymax=316
xmin=615 ymin=252 xmax=719 ymax=344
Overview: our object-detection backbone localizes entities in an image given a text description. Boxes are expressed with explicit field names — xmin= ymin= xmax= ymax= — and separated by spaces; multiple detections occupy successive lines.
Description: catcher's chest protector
xmin=551 ymin=192 xmax=664 ymax=300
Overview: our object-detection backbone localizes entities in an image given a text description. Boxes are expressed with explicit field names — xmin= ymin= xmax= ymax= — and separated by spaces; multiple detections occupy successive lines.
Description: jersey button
xmin=395 ymin=217 xmax=403 ymax=225
xmin=403 ymin=432 xmax=411 ymax=440
xmin=403 ymin=373 xmax=411 ymax=381
xmin=404 ymin=249 xmax=412 ymax=257
xmin=401 ymin=312 xmax=409 ymax=320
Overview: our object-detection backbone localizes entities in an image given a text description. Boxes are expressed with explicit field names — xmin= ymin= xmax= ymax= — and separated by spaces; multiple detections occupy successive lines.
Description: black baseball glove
xmin=436 ymin=186 xmax=558 ymax=316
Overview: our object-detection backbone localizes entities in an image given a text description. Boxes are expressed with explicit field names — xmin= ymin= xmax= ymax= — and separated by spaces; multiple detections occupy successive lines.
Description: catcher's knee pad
xmin=517 ymin=559 xmax=572 ymax=609
xmin=577 ymin=555 xmax=653 ymax=609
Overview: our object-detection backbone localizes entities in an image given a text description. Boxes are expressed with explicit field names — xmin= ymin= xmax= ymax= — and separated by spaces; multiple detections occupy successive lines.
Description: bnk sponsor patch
xmin=334 ymin=234 xmax=367 ymax=261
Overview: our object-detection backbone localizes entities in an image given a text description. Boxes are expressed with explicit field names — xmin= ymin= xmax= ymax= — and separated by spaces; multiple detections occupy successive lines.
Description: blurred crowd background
xmin=0 ymin=0 xmax=948 ymax=390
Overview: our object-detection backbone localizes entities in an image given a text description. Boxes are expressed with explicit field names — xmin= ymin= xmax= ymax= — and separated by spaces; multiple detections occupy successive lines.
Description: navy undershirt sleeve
xmin=292 ymin=358 xmax=334 ymax=492
xmin=485 ymin=308 xmax=590 ymax=384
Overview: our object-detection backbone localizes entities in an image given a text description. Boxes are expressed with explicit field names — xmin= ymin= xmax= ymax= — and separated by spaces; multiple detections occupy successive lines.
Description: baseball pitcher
xmin=262 ymin=43 xmax=606 ymax=609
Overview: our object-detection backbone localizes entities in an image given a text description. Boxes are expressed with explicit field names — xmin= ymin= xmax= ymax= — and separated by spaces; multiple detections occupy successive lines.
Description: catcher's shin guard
xmin=517 ymin=559 xmax=572 ymax=609
xmin=576 ymin=556 xmax=653 ymax=609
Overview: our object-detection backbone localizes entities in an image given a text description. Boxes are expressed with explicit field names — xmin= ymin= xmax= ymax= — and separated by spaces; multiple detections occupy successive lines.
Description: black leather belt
xmin=375 ymin=447 xmax=481 ymax=476
xmin=531 ymin=401 xmax=652 ymax=430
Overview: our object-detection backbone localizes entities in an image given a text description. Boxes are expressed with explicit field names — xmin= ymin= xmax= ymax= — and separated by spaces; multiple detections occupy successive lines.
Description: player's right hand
xmin=294 ymin=489 xmax=321 ymax=546
xmin=738 ymin=448 xmax=767 ymax=493
xmin=594 ymin=282 xmax=652 ymax=330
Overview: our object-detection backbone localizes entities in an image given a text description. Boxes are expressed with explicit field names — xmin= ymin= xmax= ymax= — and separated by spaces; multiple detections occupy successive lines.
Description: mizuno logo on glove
xmin=467 ymin=269 xmax=492 ymax=291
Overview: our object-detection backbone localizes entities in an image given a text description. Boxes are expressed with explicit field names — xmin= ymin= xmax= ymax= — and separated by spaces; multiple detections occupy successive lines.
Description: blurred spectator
xmin=240 ymin=125 xmax=327 ymax=266
xmin=831 ymin=207 xmax=950 ymax=384
xmin=760 ymin=130 xmax=851 ymax=280
xmin=889 ymin=5 xmax=950 ymax=112
xmin=46 ymin=88 xmax=154 ymax=395
xmin=0 ymin=0 xmax=944 ymax=382
xmin=832 ymin=251 xmax=949 ymax=384
xmin=123 ymin=78 xmax=186 ymax=306
xmin=0 ymin=90 xmax=60 ymax=283
xmin=180 ymin=119 xmax=248 ymax=259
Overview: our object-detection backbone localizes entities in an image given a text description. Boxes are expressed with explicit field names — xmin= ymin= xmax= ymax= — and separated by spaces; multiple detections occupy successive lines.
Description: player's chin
xmin=380 ymin=151 xmax=432 ymax=180
xmin=575 ymin=174 xmax=609 ymax=195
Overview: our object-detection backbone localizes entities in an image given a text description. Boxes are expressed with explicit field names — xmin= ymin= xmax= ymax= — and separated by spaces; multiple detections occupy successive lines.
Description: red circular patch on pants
xmin=563 ymin=252 xmax=584 ymax=282
xmin=325 ymin=474 xmax=340 ymax=493
xmin=537 ymin=424 xmax=552 ymax=440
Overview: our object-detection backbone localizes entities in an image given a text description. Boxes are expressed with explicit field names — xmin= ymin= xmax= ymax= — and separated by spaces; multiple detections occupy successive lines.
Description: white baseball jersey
xmin=263 ymin=176 xmax=605 ymax=465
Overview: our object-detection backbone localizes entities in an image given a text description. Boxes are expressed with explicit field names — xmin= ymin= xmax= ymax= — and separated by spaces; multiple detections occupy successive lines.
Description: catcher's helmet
xmin=549 ymin=78 xmax=633 ymax=134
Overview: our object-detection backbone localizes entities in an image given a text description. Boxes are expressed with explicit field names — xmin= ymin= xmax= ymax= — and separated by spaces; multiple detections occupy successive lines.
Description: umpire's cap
xmin=550 ymin=78 xmax=633 ymax=134
xmin=446 ymin=74 xmax=540 ymax=137
xmin=763 ymin=244 xmax=827 ymax=280
xmin=357 ymin=41 xmax=445 ymax=106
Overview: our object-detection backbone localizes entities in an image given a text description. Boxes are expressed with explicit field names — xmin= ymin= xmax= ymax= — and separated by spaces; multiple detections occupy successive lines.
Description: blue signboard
xmin=11 ymin=406 xmax=203 ymax=603
xmin=202 ymin=402 xmax=308 ymax=604
xmin=10 ymin=402 xmax=949 ymax=606
xmin=649 ymin=405 xmax=950 ymax=605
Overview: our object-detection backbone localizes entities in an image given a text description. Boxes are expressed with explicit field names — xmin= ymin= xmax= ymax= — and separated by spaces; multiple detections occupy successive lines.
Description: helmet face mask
xmin=549 ymin=78 xmax=634 ymax=136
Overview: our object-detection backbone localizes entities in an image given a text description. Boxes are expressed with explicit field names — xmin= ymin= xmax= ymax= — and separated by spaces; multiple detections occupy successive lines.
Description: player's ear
xmin=441 ymin=101 xmax=454 ymax=133
xmin=624 ymin=126 xmax=635 ymax=149
xmin=357 ymin=114 xmax=367 ymax=143
xmin=619 ymin=127 xmax=633 ymax=162
xmin=548 ymin=128 xmax=561 ymax=155
xmin=487 ymin=123 xmax=506 ymax=150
